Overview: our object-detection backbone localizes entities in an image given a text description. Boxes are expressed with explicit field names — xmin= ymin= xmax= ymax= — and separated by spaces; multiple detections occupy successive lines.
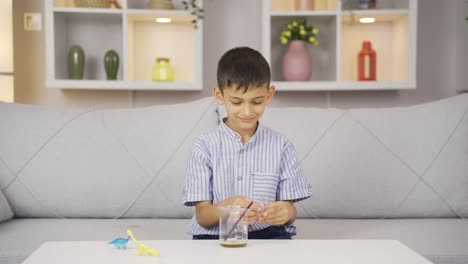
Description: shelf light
xmin=156 ymin=17 xmax=172 ymax=23
xmin=359 ymin=17 xmax=375 ymax=24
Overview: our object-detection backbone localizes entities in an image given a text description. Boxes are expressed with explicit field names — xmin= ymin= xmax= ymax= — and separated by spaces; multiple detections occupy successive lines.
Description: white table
xmin=23 ymin=240 xmax=433 ymax=264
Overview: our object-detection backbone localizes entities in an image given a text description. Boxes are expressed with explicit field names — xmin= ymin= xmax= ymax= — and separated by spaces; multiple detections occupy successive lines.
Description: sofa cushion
xmin=218 ymin=94 xmax=468 ymax=218
xmin=0 ymin=97 xmax=217 ymax=218
xmin=0 ymin=189 xmax=13 ymax=223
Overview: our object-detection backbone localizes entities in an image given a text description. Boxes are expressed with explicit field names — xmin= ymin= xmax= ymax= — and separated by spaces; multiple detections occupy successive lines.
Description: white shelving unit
xmin=45 ymin=0 xmax=203 ymax=90
xmin=262 ymin=0 xmax=418 ymax=91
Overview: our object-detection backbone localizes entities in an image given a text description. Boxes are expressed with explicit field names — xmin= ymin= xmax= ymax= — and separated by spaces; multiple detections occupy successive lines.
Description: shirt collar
xmin=219 ymin=117 xmax=264 ymax=144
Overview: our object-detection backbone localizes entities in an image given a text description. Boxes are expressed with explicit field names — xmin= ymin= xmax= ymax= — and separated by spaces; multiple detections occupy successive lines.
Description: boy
xmin=183 ymin=47 xmax=312 ymax=239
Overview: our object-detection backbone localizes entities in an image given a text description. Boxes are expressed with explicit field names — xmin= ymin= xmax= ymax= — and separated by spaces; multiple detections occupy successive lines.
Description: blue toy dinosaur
xmin=108 ymin=236 xmax=130 ymax=249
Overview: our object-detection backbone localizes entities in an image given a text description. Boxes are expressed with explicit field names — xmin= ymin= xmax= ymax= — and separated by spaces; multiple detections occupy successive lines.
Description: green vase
xmin=67 ymin=45 xmax=85 ymax=80
xmin=104 ymin=49 xmax=119 ymax=80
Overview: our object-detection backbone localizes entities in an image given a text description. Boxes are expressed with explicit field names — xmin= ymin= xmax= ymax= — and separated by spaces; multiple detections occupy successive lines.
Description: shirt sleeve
xmin=182 ymin=138 xmax=213 ymax=207
xmin=277 ymin=141 xmax=313 ymax=202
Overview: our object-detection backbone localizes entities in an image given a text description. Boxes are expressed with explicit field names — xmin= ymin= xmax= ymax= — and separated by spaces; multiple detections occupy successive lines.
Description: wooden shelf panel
xmin=341 ymin=9 xmax=409 ymax=23
xmin=46 ymin=0 xmax=203 ymax=90
xmin=127 ymin=13 xmax=197 ymax=82
xmin=270 ymin=15 xmax=337 ymax=82
xmin=340 ymin=13 xmax=409 ymax=82
xmin=262 ymin=0 xmax=417 ymax=90
xmin=271 ymin=11 xmax=338 ymax=16
xmin=270 ymin=0 xmax=337 ymax=11
xmin=341 ymin=0 xmax=409 ymax=10
xmin=126 ymin=0 xmax=187 ymax=10
xmin=272 ymin=80 xmax=416 ymax=91
xmin=53 ymin=7 xmax=123 ymax=14
xmin=47 ymin=80 xmax=202 ymax=90
xmin=53 ymin=12 xmax=123 ymax=81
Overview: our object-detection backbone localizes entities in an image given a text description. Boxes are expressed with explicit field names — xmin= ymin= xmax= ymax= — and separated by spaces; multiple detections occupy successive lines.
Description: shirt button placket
xmin=236 ymin=135 xmax=244 ymax=195
xmin=238 ymin=149 xmax=246 ymax=186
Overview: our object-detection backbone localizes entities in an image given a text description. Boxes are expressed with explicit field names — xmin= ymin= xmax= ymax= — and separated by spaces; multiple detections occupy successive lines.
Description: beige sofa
xmin=1 ymin=95 xmax=467 ymax=264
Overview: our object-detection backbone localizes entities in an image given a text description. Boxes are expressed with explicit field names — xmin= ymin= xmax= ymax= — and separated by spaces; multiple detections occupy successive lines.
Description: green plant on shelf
xmin=280 ymin=19 xmax=319 ymax=46
xmin=342 ymin=0 xmax=354 ymax=10
xmin=182 ymin=0 xmax=204 ymax=29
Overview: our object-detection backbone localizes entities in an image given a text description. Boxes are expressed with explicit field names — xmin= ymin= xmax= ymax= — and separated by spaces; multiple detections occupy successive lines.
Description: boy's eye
xmin=253 ymin=101 xmax=263 ymax=105
xmin=231 ymin=101 xmax=241 ymax=105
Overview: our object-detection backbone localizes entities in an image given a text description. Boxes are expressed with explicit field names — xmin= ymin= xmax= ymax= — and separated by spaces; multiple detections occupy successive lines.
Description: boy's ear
xmin=213 ymin=85 xmax=224 ymax=104
xmin=266 ymin=85 xmax=276 ymax=103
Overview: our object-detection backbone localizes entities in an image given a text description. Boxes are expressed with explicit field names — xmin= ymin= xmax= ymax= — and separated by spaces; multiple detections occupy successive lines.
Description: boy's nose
xmin=242 ymin=105 xmax=253 ymax=116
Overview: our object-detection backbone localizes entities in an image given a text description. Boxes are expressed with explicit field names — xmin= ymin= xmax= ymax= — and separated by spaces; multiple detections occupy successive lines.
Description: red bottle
xmin=358 ymin=40 xmax=376 ymax=81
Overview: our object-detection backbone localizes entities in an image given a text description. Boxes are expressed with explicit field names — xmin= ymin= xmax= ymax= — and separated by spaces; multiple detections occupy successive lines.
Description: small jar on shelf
xmin=358 ymin=0 xmax=377 ymax=9
xmin=152 ymin=57 xmax=175 ymax=81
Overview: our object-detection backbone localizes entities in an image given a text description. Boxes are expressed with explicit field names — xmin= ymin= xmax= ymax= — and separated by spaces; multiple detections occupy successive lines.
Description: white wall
xmin=13 ymin=0 xmax=465 ymax=109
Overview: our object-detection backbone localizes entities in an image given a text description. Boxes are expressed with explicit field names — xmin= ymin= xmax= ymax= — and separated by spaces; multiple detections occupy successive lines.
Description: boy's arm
xmin=259 ymin=141 xmax=311 ymax=226
xmin=277 ymin=142 xmax=312 ymax=202
xmin=195 ymin=196 xmax=262 ymax=229
xmin=285 ymin=201 xmax=297 ymax=225
xmin=183 ymin=139 xmax=213 ymax=207
xmin=195 ymin=201 xmax=218 ymax=228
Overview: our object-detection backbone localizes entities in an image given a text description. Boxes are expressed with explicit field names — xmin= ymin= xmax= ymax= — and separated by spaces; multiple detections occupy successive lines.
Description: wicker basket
xmin=74 ymin=0 xmax=111 ymax=8
xmin=147 ymin=0 xmax=173 ymax=10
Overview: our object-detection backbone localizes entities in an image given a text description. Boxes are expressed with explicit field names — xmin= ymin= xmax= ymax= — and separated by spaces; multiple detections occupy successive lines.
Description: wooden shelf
xmin=47 ymin=80 xmax=202 ymax=90
xmin=272 ymin=80 xmax=416 ymax=91
xmin=341 ymin=9 xmax=409 ymax=23
xmin=45 ymin=0 xmax=203 ymax=90
xmin=262 ymin=0 xmax=418 ymax=91
xmin=271 ymin=11 xmax=338 ymax=16
xmin=126 ymin=9 xmax=193 ymax=17
xmin=53 ymin=7 xmax=123 ymax=14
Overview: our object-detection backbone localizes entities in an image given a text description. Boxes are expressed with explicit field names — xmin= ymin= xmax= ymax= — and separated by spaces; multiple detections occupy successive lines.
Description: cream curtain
xmin=0 ymin=0 xmax=13 ymax=102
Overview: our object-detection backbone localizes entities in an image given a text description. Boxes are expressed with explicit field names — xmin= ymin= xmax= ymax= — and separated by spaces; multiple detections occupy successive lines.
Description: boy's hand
xmin=257 ymin=201 xmax=294 ymax=225
xmin=221 ymin=195 xmax=261 ymax=225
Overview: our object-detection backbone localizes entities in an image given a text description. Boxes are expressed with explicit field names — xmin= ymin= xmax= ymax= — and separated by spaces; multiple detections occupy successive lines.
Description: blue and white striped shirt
xmin=183 ymin=118 xmax=312 ymax=236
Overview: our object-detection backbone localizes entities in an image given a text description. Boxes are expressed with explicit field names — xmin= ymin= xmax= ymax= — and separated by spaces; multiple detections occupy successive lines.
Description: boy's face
xmin=213 ymin=84 xmax=275 ymax=134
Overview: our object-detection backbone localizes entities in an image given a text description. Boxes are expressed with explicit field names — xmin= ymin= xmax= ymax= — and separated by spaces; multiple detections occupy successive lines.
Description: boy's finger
xmin=232 ymin=196 xmax=250 ymax=207
xmin=263 ymin=203 xmax=282 ymax=217
xmin=263 ymin=208 xmax=284 ymax=220
xmin=260 ymin=208 xmax=287 ymax=223
xmin=246 ymin=211 xmax=258 ymax=218
xmin=249 ymin=202 xmax=262 ymax=213
xmin=262 ymin=214 xmax=288 ymax=225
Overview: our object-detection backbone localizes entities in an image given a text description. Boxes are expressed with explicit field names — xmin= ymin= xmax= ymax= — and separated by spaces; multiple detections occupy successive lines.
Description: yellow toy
xmin=127 ymin=229 xmax=159 ymax=256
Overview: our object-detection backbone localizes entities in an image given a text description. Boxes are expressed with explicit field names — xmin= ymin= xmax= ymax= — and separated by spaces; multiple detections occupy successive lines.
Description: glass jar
xmin=219 ymin=205 xmax=248 ymax=247
xmin=152 ymin=57 xmax=174 ymax=81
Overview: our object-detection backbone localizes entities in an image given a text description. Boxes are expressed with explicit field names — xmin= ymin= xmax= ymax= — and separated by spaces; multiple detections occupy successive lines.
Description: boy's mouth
xmin=239 ymin=117 xmax=254 ymax=123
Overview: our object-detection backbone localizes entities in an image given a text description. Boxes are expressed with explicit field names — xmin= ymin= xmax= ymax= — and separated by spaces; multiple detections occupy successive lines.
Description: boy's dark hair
xmin=217 ymin=47 xmax=271 ymax=94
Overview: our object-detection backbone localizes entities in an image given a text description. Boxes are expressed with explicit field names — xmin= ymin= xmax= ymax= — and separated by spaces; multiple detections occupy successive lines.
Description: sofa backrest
xmin=1 ymin=94 xmax=467 ymax=219
xmin=220 ymin=94 xmax=468 ymax=218
xmin=0 ymin=97 xmax=217 ymax=218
